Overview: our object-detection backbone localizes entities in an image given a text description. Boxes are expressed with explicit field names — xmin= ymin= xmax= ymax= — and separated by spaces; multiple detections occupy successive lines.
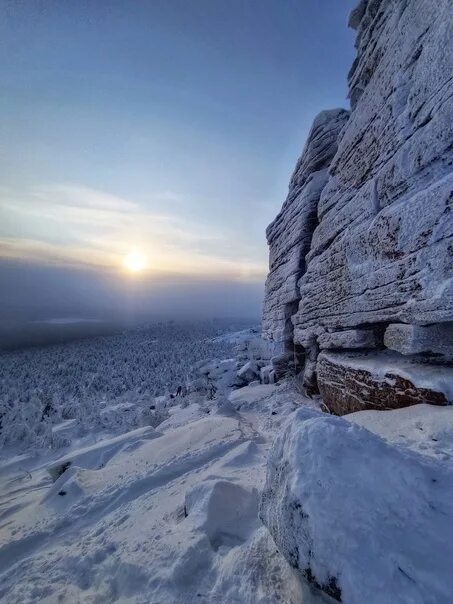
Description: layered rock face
xmin=294 ymin=0 xmax=453 ymax=338
xmin=262 ymin=109 xmax=349 ymax=360
xmin=317 ymin=351 xmax=451 ymax=415
xmin=262 ymin=0 xmax=453 ymax=410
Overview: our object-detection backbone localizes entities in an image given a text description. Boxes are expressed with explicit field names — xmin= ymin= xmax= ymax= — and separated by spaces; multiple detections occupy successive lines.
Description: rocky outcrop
xmin=262 ymin=0 xmax=453 ymax=410
xmin=262 ymin=109 xmax=349 ymax=358
xmin=317 ymin=351 xmax=452 ymax=414
xmin=293 ymin=0 xmax=453 ymax=340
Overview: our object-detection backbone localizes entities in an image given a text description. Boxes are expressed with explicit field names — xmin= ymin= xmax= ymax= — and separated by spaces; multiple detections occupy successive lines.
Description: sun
xmin=123 ymin=249 xmax=146 ymax=273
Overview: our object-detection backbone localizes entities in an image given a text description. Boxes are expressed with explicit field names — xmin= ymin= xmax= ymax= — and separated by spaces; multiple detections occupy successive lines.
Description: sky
xmin=0 ymin=0 xmax=358 ymax=323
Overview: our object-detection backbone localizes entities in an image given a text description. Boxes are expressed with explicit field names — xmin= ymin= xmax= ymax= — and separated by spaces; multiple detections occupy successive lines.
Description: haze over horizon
xmin=0 ymin=0 xmax=358 ymax=322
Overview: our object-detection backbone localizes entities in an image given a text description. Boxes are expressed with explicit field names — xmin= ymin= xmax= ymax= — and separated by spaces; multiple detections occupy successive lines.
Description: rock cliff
xmin=262 ymin=0 xmax=453 ymax=411
xmin=262 ymin=109 xmax=349 ymax=359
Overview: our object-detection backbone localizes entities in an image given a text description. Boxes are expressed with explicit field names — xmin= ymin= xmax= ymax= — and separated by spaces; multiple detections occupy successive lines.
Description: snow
xmin=211 ymin=327 xmax=260 ymax=345
xmin=1 ymin=323 xmax=452 ymax=603
xmin=47 ymin=425 xmax=160 ymax=480
xmin=0 ymin=364 xmax=322 ymax=603
xmin=261 ymin=407 xmax=453 ymax=604
xmin=346 ymin=403 xmax=453 ymax=460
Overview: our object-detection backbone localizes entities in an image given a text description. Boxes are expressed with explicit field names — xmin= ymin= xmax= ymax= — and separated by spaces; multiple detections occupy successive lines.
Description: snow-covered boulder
xmin=237 ymin=360 xmax=260 ymax=384
xmin=260 ymin=365 xmax=276 ymax=385
xmin=260 ymin=409 xmax=453 ymax=604
xmin=189 ymin=358 xmax=242 ymax=396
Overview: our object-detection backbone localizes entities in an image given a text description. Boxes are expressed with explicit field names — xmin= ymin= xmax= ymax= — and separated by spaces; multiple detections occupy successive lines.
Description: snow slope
xmin=0 ymin=381 xmax=325 ymax=604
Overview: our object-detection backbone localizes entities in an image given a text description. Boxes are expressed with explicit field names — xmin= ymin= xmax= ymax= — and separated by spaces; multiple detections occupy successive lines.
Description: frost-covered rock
xmin=293 ymin=0 xmax=453 ymax=338
xmin=237 ymin=360 xmax=260 ymax=384
xmin=317 ymin=350 xmax=452 ymax=414
xmin=262 ymin=0 xmax=453 ymax=402
xmin=237 ymin=336 xmax=271 ymax=363
xmin=262 ymin=109 xmax=349 ymax=354
xmin=270 ymin=351 xmax=300 ymax=380
xmin=260 ymin=409 xmax=453 ymax=604
xmin=384 ymin=322 xmax=453 ymax=357
xmin=260 ymin=365 xmax=276 ymax=385
xmin=317 ymin=328 xmax=380 ymax=350
xmin=189 ymin=358 xmax=243 ymax=396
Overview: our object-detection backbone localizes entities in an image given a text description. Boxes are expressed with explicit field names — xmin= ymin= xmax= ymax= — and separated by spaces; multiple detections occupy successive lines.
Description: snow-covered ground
xmin=1 ymin=326 xmax=452 ymax=603
xmin=0 ymin=377 xmax=325 ymax=604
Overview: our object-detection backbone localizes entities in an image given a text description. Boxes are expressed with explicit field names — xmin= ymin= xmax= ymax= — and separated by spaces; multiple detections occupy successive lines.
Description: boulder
xmin=237 ymin=360 xmax=260 ymax=384
xmin=260 ymin=409 xmax=453 ymax=604
xmin=260 ymin=365 xmax=276 ymax=385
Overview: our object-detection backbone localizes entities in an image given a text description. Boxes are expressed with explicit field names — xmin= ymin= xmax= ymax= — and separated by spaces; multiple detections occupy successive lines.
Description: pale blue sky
xmin=0 ymin=0 xmax=357 ymax=318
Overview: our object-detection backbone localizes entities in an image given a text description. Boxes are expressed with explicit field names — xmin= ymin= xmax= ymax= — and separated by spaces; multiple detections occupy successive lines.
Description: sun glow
xmin=123 ymin=249 xmax=146 ymax=273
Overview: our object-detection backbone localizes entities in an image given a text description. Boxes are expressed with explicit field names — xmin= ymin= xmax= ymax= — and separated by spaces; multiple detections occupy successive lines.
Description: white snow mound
xmin=260 ymin=409 xmax=453 ymax=604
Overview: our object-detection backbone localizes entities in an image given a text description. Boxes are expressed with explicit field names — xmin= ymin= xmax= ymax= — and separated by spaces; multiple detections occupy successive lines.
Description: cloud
xmin=0 ymin=183 xmax=268 ymax=280
xmin=33 ymin=183 xmax=141 ymax=212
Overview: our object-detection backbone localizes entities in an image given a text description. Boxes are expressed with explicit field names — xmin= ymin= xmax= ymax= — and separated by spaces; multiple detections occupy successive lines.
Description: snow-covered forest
xmin=0 ymin=320 xmax=255 ymax=449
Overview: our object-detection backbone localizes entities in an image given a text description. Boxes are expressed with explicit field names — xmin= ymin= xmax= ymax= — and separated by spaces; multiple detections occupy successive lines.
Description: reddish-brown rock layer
xmin=317 ymin=351 xmax=450 ymax=415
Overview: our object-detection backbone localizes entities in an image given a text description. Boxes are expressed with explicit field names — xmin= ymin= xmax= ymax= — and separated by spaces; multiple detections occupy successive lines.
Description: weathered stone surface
xmin=270 ymin=352 xmax=293 ymax=378
xmin=262 ymin=0 xmax=453 ymax=402
xmin=348 ymin=0 xmax=367 ymax=30
xmin=317 ymin=351 xmax=452 ymax=415
xmin=262 ymin=109 xmax=349 ymax=351
xmin=292 ymin=0 xmax=453 ymax=342
xmin=384 ymin=322 xmax=453 ymax=357
xmin=317 ymin=328 xmax=380 ymax=350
